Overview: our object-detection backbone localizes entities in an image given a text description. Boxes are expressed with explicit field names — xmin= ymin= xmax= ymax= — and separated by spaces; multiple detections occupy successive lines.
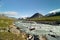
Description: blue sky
xmin=0 ymin=0 xmax=60 ymax=18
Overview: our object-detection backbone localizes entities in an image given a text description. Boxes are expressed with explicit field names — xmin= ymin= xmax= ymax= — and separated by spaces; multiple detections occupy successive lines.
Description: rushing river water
xmin=14 ymin=21 xmax=60 ymax=40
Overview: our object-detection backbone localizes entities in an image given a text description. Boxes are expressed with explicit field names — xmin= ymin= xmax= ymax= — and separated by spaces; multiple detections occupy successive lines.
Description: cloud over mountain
xmin=46 ymin=9 xmax=60 ymax=16
xmin=49 ymin=9 xmax=60 ymax=13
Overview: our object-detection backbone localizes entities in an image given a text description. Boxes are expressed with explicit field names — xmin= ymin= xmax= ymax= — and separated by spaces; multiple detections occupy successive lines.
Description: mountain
xmin=46 ymin=9 xmax=60 ymax=16
xmin=30 ymin=13 xmax=43 ymax=18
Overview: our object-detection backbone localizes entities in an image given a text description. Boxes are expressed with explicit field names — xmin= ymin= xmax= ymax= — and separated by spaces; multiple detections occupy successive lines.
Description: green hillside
xmin=27 ymin=16 xmax=60 ymax=21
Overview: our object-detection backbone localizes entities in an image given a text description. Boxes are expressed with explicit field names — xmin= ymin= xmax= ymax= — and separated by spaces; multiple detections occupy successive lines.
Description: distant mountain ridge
xmin=46 ymin=9 xmax=60 ymax=16
xmin=30 ymin=13 xmax=43 ymax=18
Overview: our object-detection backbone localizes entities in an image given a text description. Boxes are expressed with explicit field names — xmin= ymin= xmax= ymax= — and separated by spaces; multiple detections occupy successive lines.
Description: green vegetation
xmin=0 ymin=18 xmax=13 ymax=27
xmin=0 ymin=17 xmax=16 ymax=27
xmin=0 ymin=32 xmax=26 ymax=40
xmin=0 ymin=15 xmax=26 ymax=40
xmin=27 ymin=16 xmax=60 ymax=21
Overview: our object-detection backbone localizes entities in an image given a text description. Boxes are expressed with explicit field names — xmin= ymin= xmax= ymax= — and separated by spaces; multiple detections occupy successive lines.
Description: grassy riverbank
xmin=0 ymin=17 xmax=16 ymax=27
xmin=0 ymin=15 xmax=26 ymax=40
xmin=0 ymin=32 xmax=26 ymax=40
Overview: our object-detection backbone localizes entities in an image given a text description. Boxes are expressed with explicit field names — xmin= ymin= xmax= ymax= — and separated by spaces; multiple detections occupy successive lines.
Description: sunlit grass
xmin=0 ymin=32 xmax=26 ymax=40
xmin=0 ymin=18 xmax=15 ymax=27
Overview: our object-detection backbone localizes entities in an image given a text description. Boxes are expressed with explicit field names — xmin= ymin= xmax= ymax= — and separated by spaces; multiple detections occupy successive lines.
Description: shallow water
xmin=14 ymin=21 xmax=60 ymax=40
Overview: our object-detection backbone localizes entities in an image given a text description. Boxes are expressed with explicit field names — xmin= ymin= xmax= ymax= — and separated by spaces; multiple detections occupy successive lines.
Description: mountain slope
xmin=30 ymin=13 xmax=43 ymax=18
xmin=46 ymin=9 xmax=60 ymax=16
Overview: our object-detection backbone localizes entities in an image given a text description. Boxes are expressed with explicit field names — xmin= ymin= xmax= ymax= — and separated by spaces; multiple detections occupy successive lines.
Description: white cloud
xmin=4 ymin=11 xmax=18 ymax=16
xmin=0 ymin=11 xmax=19 ymax=17
xmin=49 ymin=9 xmax=60 ymax=13
xmin=21 ymin=16 xmax=28 ymax=18
xmin=0 ymin=11 xmax=29 ymax=18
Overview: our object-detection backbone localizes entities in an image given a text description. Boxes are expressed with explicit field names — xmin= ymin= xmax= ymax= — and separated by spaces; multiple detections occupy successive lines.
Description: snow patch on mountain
xmin=49 ymin=9 xmax=60 ymax=14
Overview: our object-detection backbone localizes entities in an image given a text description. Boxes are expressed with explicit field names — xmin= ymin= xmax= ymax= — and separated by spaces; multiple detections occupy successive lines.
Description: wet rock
xmin=27 ymin=34 xmax=34 ymax=40
xmin=34 ymin=35 xmax=39 ymax=40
